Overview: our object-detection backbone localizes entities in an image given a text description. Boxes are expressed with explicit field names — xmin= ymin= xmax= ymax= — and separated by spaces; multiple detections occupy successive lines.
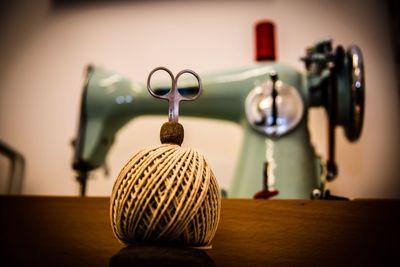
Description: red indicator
xmin=255 ymin=21 xmax=276 ymax=61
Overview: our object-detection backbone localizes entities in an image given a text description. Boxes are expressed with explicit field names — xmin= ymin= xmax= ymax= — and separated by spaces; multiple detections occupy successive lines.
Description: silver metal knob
xmin=245 ymin=72 xmax=304 ymax=137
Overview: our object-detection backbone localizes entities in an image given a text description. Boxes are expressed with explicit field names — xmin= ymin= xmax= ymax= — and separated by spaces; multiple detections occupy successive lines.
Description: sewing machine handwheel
xmin=335 ymin=45 xmax=365 ymax=142
xmin=344 ymin=46 xmax=365 ymax=141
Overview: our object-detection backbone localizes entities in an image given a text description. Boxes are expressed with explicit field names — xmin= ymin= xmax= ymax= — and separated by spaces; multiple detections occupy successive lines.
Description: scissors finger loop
xmin=175 ymin=69 xmax=203 ymax=101
xmin=147 ymin=66 xmax=175 ymax=99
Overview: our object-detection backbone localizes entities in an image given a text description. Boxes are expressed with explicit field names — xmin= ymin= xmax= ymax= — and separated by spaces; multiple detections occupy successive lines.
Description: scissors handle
xmin=147 ymin=67 xmax=202 ymax=122
xmin=175 ymin=69 xmax=203 ymax=101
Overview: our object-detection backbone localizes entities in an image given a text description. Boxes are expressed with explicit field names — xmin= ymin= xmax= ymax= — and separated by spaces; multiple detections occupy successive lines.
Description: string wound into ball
xmin=110 ymin=67 xmax=220 ymax=249
xmin=147 ymin=67 xmax=202 ymax=145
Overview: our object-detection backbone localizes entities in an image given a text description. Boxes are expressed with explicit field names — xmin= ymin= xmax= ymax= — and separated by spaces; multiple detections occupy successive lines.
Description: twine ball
xmin=110 ymin=143 xmax=221 ymax=247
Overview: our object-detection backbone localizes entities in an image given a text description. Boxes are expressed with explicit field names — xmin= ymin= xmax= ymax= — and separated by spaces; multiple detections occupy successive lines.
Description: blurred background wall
xmin=0 ymin=0 xmax=398 ymax=198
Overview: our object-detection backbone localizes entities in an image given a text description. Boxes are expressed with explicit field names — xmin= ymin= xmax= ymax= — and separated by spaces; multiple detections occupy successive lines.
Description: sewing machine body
xmin=73 ymin=23 xmax=365 ymax=198
xmin=75 ymin=63 xmax=324 ymax=198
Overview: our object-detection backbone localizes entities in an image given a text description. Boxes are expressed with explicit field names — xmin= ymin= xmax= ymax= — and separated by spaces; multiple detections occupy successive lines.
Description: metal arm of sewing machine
xmin=0 ymin=140 xmax=25 ymax=194
xmin=72 ymin=40 xmax=364 ymax=199
xmin=72 ymin=63 xmax=322 ymax=198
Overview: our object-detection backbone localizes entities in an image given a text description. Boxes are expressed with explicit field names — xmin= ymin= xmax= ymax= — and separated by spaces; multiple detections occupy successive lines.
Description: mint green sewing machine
xmin=72 ymin=35 xmax=364 ymax=199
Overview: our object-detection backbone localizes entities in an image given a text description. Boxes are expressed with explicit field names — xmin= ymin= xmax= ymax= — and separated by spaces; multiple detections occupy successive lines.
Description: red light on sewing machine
xmin=255 ymin=21 xmax=276 ymax=61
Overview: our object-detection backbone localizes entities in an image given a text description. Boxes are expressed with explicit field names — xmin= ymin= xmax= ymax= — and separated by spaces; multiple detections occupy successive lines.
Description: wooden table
xmin=0 ymin=196 xmax=399 ymax=266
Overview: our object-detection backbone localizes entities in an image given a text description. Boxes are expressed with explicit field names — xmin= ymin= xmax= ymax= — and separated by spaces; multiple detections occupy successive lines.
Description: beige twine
xmin=110 ymin=144 xmax=221 ymax=247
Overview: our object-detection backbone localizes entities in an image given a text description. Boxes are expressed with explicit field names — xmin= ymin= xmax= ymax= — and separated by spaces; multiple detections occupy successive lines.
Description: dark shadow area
xmin=388 ymin=0 xmax=400 ymax=96
xmin=109 ymin=245 xmax=216 ymax=267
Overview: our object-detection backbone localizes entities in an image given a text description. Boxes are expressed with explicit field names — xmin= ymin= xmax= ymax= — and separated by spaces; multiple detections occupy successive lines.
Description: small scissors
xmin=147 ymin=67 xmax=202 ymax=122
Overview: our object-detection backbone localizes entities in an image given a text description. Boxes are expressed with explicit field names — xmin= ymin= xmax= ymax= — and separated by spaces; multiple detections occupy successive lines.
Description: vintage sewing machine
xmin=72 ymin=22 xmax=364 ymax=199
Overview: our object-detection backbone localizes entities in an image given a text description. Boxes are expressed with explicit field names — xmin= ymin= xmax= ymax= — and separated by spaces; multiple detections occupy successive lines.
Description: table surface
xmin=0 ymin=196 xmax=399 ymax=267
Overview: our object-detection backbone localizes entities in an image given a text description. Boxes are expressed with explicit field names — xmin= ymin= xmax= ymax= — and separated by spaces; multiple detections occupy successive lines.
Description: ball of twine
xmin=110 ymin=144 xmax=221 ymax=247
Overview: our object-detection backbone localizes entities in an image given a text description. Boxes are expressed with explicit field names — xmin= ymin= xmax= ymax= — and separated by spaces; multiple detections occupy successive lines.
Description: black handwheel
xmin=345 ymin=45 xmax=365 ymax=141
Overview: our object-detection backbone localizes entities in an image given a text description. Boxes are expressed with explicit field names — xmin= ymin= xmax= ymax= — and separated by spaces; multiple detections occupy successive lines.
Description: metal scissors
xmin=147 ymin=67 xmax=202 ymax=122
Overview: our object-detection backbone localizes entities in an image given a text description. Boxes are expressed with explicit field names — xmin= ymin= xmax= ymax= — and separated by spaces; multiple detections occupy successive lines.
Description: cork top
xmin=160 ymin=121 xmax=184 ymax=146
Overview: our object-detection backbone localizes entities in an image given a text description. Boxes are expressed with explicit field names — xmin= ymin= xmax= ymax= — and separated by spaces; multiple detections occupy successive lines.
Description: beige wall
xmin=0 ymin=0 xmax=398 ymax=198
